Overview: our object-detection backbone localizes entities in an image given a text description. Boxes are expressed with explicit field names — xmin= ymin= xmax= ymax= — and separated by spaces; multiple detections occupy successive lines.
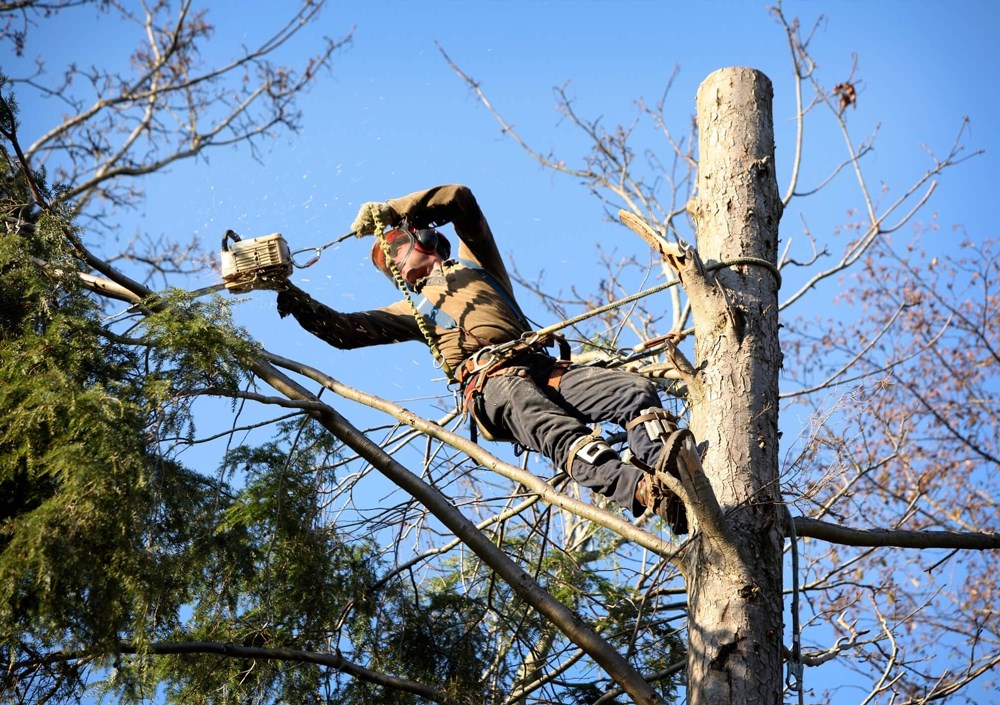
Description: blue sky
xmin=15 ymin=2 xmax=996 ymax=378
xmin=209 ymin=1 xmax=989 ymax=389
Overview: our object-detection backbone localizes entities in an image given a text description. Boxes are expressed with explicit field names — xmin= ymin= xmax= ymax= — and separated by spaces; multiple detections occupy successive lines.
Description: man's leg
xmin=478 ymin=371 xmax=643 ymax=512
xmin=551 ymin=365 xmax=665 ymax=466
xmin=553 ymin=365 xmax=691 ymax=531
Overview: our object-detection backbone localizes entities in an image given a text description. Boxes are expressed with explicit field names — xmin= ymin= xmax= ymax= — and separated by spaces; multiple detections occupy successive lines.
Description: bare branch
xmin=794 ymin=517 xmax=1000 ymax=549
xmin=16 ymin=641 xmax=461 ymax=705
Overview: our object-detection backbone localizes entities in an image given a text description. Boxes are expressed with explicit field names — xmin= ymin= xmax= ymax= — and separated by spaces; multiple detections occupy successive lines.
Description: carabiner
xmin=291 ymin=247 xmax=322 ymax=269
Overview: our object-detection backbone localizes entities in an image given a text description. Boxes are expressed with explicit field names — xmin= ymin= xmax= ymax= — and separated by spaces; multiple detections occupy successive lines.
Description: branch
xmin=780 ymin=307 xmax=954 ymax=400
xmin=793 ymin=517 xmax=1000 ymax=549
xmin=438 ymin=43 xmax=587 ymax=180
xmin=17 ymin=641 xmax=459 ymax=705
xmin=262 ymin=350 xmax=678 ymax=559
xmin=896 ymin=651 xmax=1000 ymax=704
xmin=20 ymin=1 xmax=348 ymax=216
xmin=135 ymin=643 xmax=445 ymax=700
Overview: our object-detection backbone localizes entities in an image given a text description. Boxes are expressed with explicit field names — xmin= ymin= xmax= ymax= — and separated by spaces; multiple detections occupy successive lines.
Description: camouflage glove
xmin=350 ymin=201 xmax=400 ymax=236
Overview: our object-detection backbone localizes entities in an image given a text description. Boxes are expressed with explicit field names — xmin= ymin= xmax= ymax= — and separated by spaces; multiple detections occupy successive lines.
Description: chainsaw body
xmin=220 ymin=231 xmax=292 ymax=293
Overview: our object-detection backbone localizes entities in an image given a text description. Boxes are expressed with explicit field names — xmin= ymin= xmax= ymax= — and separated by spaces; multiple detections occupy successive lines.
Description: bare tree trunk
xmin=684 ymin=67 xmax=784 ymax=705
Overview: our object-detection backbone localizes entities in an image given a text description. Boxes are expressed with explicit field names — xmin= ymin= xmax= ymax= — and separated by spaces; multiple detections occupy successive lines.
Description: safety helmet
xmin=370 ymin=223 xmax=451 ymax=279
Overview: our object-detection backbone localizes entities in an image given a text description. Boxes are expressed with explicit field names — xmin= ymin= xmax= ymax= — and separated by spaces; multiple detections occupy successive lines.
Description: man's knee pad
xmin=626 ymin=407 xmax=679 ymax=444
xmin=565 ymin=434 xmax=618 ymax=477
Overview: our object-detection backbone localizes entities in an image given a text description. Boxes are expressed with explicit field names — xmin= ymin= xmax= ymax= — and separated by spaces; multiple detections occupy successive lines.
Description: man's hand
xmin=351 ymin=201 xmax=400 ymax=236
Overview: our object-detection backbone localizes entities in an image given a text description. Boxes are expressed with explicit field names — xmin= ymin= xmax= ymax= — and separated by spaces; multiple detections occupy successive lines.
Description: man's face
xmin=394 ymin=246 xmax=444 ymax=286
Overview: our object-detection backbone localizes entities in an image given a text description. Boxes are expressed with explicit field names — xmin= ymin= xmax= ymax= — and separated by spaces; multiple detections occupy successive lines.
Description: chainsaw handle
xmin=221 ymin=229 xmax=242 ymax=252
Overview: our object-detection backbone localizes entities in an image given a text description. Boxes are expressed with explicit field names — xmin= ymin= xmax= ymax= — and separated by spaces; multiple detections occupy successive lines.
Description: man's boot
xmin=634 ymin=474 xmax=688 ymax=534
xmin=628 ymin=407 xmax=696 ymax=534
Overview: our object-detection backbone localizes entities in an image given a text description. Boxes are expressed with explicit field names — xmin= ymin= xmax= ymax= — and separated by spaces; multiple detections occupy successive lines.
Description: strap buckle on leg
xmin=564 ymin=428 xmax=616 ymax=478
xmin=626 ymin=407 xmax=679 ymax=443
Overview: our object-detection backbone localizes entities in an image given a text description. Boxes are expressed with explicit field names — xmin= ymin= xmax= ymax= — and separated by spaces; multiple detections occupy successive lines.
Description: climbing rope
xmin=371 ymin=207 xmax=455 ymax=381
xmin=534 ymin=255 xmax=781 ymax=340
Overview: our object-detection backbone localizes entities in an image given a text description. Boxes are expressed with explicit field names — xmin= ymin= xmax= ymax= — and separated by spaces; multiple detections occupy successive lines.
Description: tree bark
xmin=684 ymin=67 xmax=784 ymax=705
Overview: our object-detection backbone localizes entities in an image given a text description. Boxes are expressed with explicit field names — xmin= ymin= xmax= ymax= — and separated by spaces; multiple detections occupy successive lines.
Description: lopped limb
xmin=617 ymin=208 xmax=728 ymax=342
xmin=618 ymin=210 xmax=690 ymax=267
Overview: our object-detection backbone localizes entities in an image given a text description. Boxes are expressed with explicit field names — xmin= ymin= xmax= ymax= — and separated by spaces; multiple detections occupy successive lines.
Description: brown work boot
xmin=635 ymin=474 xmax=689 ymax=535
xmin=653 ymin=426 xmax=695 ymax=480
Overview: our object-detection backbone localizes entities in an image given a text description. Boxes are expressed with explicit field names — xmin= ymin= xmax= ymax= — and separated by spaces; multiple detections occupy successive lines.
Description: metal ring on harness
xmin=467 ymin=346 xmax=500 ymax=376
xmin=516 ymin=331 xmax=571 ymax=362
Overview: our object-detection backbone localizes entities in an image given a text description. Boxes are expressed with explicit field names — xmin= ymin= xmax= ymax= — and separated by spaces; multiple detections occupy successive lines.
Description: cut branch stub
xmin=618 ymin=208 xmax=721 ymax=332
xmin=618 ymin=209 xmax=688 ymax=266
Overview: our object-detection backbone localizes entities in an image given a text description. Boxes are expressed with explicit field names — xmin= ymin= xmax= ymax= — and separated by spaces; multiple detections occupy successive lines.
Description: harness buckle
xmin=468 ymin=346 xmax=499 ymax=375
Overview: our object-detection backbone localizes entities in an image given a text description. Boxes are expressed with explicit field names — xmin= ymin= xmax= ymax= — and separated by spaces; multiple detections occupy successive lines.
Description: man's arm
xmin=387 ymin=184 xmax=514 ymax=295
xmin=276 ymin=283 xmax=422 ymax=349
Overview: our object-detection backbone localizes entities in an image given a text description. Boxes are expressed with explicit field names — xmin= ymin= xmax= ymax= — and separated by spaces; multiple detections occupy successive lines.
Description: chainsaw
xmin=183 ymin=228 xmax=358 ymax=299
xmin=219 ymin=229 xmax=293 ymax=293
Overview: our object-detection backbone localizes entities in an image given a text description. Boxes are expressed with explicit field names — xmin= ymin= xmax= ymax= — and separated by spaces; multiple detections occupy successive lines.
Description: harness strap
xmin=459 ymin=354 xmax=519 ymax=415
xmin=564 ymin=427 xmax=604 ymax=478
xmin=625 ymin=408 xmax=680 ymax=437
xmin=410 ymin=257 xmax=531 ymax=334
xmin=455 ymin=338 xmax=573 ymax=444
xmin=414 ymin=294 xmax=457 ymax=329
xmin=547 ymin=358 xmax=571 ymax=391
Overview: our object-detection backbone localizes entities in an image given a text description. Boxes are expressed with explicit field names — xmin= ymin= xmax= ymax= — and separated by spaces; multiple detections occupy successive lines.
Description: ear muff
xmin=411 ymin=228 xmax=452 ymax=260
xmin=412 ymin=228 xmax=438 ymax=252
xmin=429 ymin=229 xmax=451 ymax=259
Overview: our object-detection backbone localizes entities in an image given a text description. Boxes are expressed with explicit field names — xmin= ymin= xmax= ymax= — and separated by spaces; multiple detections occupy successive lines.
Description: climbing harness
xmin=454 ymin=332 xmax=572 ymax=443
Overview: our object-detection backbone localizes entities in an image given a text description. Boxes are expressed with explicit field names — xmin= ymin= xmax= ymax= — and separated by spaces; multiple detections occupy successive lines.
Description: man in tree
xmin=273 ymin=184 xmax=693 ymax=532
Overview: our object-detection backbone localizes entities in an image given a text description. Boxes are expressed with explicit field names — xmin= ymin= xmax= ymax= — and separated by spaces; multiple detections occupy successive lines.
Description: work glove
xmin=351 ymin=201 xmax=399 ymax=236
xmin=276 ymin=283 xmax=307 ymax=318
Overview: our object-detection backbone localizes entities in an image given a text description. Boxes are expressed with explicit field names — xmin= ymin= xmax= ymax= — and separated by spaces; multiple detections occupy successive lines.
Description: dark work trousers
xmin=478 ymin=353 xmax=664 ymax=514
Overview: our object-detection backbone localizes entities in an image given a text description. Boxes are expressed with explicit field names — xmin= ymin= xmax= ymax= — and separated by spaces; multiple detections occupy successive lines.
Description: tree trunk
xmin=684 ymin=67 xmax=784 ymax=704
